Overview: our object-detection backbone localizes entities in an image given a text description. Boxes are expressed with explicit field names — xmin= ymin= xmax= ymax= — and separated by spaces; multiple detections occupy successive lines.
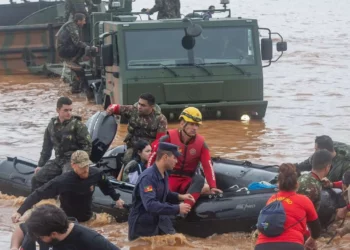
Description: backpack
xmin=257 ymin=194 xmax=304 ymax=237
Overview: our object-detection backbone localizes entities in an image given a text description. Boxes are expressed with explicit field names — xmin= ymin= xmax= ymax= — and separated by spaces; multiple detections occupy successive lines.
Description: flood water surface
xmin=1 ymin=0 xmax=350 ymax=249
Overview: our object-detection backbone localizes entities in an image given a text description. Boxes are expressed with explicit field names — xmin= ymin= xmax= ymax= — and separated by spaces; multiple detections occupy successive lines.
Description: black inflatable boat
xmin=0 ymin=112 xmax=345 ymax=237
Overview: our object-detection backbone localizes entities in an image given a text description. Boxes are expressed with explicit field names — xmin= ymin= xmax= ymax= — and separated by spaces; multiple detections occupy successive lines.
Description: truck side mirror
xmin=102 ymin=44 xmax=113 ymax=66
xmin=261 ymin=38 xmax=273 ymax=61
xmin=277 ymin=41 xmax=287 ymax=52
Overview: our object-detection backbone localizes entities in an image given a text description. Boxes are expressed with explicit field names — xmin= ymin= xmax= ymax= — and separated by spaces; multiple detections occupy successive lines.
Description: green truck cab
xmin=89 ymin=0 xmax=287 ymax=121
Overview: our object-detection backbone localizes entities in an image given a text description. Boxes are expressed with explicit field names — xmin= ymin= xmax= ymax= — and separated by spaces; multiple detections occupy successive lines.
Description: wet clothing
xmin=19 ymin=167 xmax=120 ymax=222
xmin=296 ymin=142 xmax=350 ymax=182
xmin=297 ymin=172 xmax=322 ymax=210
xmin=32 ymin=116 xmax=92 ymax=190
xmin=122 ymin=160 xmax=146 ymax=184
xmin=56 ymin=21 xmax=88 ymax=60
xmin=148 ymin=0 xmax=181 ymax=20
xmin=128 ymin=164 xmax=180 ymax=241
xmin=255 ymin=242 xmax=304 ymax=250
xmin=256 ymin=191 xmax=320 ymax=247
xmin=20 ymin=222 xmax=50 ymax=250
xmin=110 ymin=103 xmax=168 ymax=150
xmin=149 ymin=129 xmax=216 ymax=207
xmin=64 ymin=0 xmax=93 ymax=22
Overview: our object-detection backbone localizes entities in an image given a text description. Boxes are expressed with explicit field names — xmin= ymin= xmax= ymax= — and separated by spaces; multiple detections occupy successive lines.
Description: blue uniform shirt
xmin=128 ymin=164 xmax=180 ymax=240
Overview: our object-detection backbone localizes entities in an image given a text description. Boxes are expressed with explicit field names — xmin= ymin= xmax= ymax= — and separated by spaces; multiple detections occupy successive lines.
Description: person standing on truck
xmin=56 ymin=13 xmax=96 ymax=99
xmin=31 ymin=97 xmax=92 ymax=191
xmin=106 ymin=93 xmax=168 ymax=163
xmin=144 ymin=0 xmax=181 ymax=20
xmin=295 ymin=135 xmax=350 ymax=182
xmin=128 ymin=142 xmax=194 ymax=240
xmin=297 ymin=149 xmax=333 ymax=210
xmin=12 ymin=150 xmax=124 ymax=224
xmin=148 ymin=107 xmax=222 ymax=210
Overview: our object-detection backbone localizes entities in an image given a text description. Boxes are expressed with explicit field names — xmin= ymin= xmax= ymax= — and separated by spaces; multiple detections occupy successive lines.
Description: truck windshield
xmin=124 ymin=26 xmax=255 ymax=69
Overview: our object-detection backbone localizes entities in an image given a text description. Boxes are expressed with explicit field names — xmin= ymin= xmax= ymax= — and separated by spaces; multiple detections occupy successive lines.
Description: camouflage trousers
xmin=58 ymin=45 xmax=85 ymax=62
xmin=31 ymin=159 xmax=72 ymax=192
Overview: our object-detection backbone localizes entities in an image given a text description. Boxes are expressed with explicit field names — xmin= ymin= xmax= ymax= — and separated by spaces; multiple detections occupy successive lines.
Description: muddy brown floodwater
xmin=1 ymin=0 xmax=350 ymax=249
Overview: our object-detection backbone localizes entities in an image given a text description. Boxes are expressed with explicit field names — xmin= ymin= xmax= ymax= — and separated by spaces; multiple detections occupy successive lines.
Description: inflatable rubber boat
xmin=0 ymin=112 xmax=345 ymax=237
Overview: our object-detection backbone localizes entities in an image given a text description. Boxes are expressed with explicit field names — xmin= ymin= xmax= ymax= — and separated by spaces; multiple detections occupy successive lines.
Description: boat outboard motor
xmin=86 ymin=111 xmax=118 ymax=163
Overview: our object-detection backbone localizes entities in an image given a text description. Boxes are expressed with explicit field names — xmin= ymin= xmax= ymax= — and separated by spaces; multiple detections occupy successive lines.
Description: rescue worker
xmin=12 ymin=150 xmax=124 ymax=224
xmin=295 ymin=135 xmax=350 ymax=182
xmin=24 ymin=204 xmax=120 ymax=249
xmin=297 ymin=149 xmax=333 ymax=210
xmin=149 ymin=107 xmax=222 ymax=210
xmin=128 ymin=142 xmax=194 ymax=240
xmin=64 ymin=0 xmax=94 ymax=22
xmin=106 ymin=93 xmax=168 ymax=163
xmin=202 ymin=5 xmax=215 ymax=20
xmin=144 ymin=0 xmax=181 ymax=20
xmin=31 ymin=97 xmax=92 ymax=191
xmin=56 ymin=13 xmax=96 ymax=98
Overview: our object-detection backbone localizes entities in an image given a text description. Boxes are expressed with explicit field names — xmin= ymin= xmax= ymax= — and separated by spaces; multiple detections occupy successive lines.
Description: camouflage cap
xmin=71 ymin=150 xmax=91 ymax=168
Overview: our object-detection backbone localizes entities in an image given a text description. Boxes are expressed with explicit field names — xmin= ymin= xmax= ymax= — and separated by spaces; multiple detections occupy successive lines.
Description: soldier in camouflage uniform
xmin=64 ymin=0 xmax=94 ymax=22
xmin=297 ymin=149 xmax=333 ymax=210
xmin=295 ymin=135 xmax=350 ymax=182
xmin=145 ymin=0 xmax=181 ymax=20
xmin=31 ymin=97 xmax=92 ymax=191
xmin=56 ymin=13 xmax=96 ymax=99
xmin=106 ymin=93 xmax=168 ymax=163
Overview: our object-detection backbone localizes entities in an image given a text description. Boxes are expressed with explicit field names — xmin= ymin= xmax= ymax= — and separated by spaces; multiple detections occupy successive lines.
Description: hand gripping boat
xmin=0 ymin=112 xmax=345 ymax=237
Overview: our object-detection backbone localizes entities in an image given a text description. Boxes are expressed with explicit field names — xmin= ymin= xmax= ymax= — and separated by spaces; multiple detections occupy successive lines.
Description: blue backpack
xmin=257 ymin=194 xmax=304 ymax=237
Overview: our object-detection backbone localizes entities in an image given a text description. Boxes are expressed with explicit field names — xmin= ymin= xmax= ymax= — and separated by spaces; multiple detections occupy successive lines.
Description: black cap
xmin=157 ymin=142 xmax=181 ymax=157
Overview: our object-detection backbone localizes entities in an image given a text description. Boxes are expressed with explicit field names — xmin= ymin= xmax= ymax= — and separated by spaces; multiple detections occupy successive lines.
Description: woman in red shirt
xmin=255 ymin=163 xmax=321 ymax=250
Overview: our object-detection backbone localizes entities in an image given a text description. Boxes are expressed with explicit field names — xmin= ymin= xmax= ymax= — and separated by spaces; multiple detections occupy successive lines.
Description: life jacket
xmin=124 ymin=103 xmax=162 ymax=147
xmin=168 ymin=129 xmax=204 ymax=176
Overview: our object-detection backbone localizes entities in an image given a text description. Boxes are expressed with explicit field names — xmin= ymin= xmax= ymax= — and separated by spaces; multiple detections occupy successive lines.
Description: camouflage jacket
xmin=296 ymin=155 xmax=350 ymax=182
xmin=297 ymin=172 xmax=322 ymax=210
xmin=149 ymin=0 xmax=181 ymax=20
xmin=64 ymin=0 xmax=93 ymax=21
xmin=38 ymin=116 xmax=92 ymax=167
xmin=56 ymin=21 xmax=87 ymax=50
xmin=119 ymin=104 xmax=168 ymax=148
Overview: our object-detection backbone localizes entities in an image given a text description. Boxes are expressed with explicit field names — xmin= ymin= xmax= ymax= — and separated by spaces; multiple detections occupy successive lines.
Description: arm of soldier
xmin=38 ymin=127 xmax=53 ymax=167
xmin=75 ymin=121 xmax=92 ymax=156
xmin=16 ymin=178 xmax=61 ymax=217
xmin=106 ymin=104 xmax=134 ymax=119
xmin=97 ymin=172 xmax=121 ymax=201
xmin=147 ymin=135 xmax=170 ymax=167
xmin=148 ymin=0 xmax=163 ymax=15
xmin=139 ymin=177 xmax=179 ymax=215
xmin=295 ymin=156 xmax=313 ymax=174
xmin=84 ymin=0 xmax=94 ymax=10
xmin=166 ymin=191 xmax=180 ymax=204
xmin=154 ymin=114 xmax=168 ymax=142
xmin=200 ymin=142 xmax=217 ymax=189
xmin=10 ymin=224 xmax=25 ymax=250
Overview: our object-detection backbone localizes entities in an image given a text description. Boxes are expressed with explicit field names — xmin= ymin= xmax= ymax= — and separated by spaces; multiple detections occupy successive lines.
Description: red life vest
xmin=168 ymin=129 xmax=204 ymax=176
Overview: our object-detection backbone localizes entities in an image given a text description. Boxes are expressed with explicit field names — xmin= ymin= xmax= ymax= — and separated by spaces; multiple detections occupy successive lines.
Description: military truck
xmin=0 ymin=0 xmax=287 ymax=121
